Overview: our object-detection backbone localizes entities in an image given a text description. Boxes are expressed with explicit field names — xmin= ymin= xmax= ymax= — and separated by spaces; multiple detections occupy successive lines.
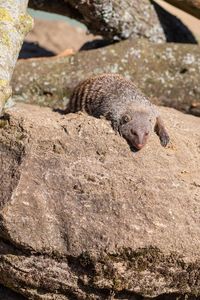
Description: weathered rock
xmin=12 ymin=39 xmax=200 ymax=116
xmin=28 ymin=0 xmax=196 ymax=43
xmin=0 ymin=103 xmax=200 ymax=299
xmin=0 ymin=1 xmax=33 ymax=115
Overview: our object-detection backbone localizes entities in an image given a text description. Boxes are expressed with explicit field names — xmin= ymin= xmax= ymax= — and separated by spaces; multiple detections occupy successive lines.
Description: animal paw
xmin=160 ymin=131 xmax=170 ymax=147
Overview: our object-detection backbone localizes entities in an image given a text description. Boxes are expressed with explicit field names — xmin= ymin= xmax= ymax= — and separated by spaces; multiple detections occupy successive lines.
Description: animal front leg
xmin=154 ymin=116 xmax=170 ymax=147
xmin=112 ymin=120 xmax=120 ymax=133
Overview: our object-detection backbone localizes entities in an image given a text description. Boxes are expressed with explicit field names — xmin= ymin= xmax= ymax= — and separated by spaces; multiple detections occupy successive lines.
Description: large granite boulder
xmin=0 ymin=103 xmax=199 ymax=299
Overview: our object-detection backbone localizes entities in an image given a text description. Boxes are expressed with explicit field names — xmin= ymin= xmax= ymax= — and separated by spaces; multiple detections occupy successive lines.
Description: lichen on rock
xmin=0 ymin=1 xmax=33 ymax=115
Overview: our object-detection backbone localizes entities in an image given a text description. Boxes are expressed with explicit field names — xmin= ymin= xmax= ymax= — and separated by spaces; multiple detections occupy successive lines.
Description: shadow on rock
xmin=0 ymin=285 xmax=27 ymax=300
xmin=19 ymin=41 xmax=55 ymax=59
xmin=80 ymin=39 xmax=114 ymax=51
xmin=151 ymin=0 xmax=197 ymax=44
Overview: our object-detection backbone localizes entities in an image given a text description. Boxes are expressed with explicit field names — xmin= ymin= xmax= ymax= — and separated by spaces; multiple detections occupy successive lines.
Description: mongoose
xmin=67 ymin=74 xmax=169 ymax=150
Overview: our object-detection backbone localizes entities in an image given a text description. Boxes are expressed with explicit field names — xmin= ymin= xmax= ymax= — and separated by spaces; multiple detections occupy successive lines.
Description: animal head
xmin=119 ymin=110 xmax=152 ymax=150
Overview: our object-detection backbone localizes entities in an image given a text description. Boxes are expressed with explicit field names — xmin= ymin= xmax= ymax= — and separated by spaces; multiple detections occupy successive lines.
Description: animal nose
xmin=136 ymin=143 xmax=143 ymax=149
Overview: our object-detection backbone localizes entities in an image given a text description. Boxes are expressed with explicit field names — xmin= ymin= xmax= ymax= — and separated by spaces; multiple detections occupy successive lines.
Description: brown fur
xmin=67 ymin=74 xmax=169 ymax=150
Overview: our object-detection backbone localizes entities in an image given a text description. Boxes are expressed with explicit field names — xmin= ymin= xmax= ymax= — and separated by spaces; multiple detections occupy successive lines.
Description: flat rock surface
xmin=0 ymin=103 xmax=199 ymax=299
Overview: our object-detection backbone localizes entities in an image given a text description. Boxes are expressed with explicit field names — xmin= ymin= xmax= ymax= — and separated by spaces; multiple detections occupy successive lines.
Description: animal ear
xmin=121 ymin=114 xmax=131 ymax=124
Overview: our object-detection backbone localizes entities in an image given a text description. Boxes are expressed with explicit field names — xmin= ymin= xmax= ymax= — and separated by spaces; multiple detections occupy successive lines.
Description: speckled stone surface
xmin=0 ymin=103 xmax=199 ymax=299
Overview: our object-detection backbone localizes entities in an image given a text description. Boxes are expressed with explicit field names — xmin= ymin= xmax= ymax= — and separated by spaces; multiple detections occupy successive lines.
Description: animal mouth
xmin=121 ymin=132 xmax=145 ymax=152
xmin=127 ymin=140 xmax=144 ymax=152
xmin=135 ymin=143 xmax=144 ymax=150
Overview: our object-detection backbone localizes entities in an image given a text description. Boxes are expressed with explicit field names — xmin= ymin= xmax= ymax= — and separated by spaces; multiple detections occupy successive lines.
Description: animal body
xmin=67 ymin=74 xmax=169 ymax=150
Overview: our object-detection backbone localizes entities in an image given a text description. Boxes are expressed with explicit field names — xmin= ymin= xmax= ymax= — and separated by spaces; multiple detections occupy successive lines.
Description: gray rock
xmin=0 ymin=103 xmax=199 ymax=299
xmin=28 ymin=0 xmax=196 ymax=43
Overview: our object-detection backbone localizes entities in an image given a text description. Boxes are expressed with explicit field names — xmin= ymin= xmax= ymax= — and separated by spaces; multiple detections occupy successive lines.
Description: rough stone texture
xmin=163 ymin=0 xmax=200 ymax=19
xmin=12 ymin=39 xmax=200 ymax=116
xmin=28 ymin=0 xmax=196 ymax=43
xmin=0 ymin=0 xmax=33 ymax=115
xmin=0 ymin=103 xmax=200 ymax=299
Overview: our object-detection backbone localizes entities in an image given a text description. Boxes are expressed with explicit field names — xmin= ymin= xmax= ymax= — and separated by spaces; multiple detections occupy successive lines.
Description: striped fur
xmin=67 ymin=73 xmax=157 ymax=120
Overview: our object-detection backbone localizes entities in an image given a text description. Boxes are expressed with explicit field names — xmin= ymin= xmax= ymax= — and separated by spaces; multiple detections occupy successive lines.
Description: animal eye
xmin=145 ymin=132 xmax=149 ymax=136
xmin=131 ymin=129 xmax=137 ymax=136
xmin=122 ymin=115 xmax=130 ymax=124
